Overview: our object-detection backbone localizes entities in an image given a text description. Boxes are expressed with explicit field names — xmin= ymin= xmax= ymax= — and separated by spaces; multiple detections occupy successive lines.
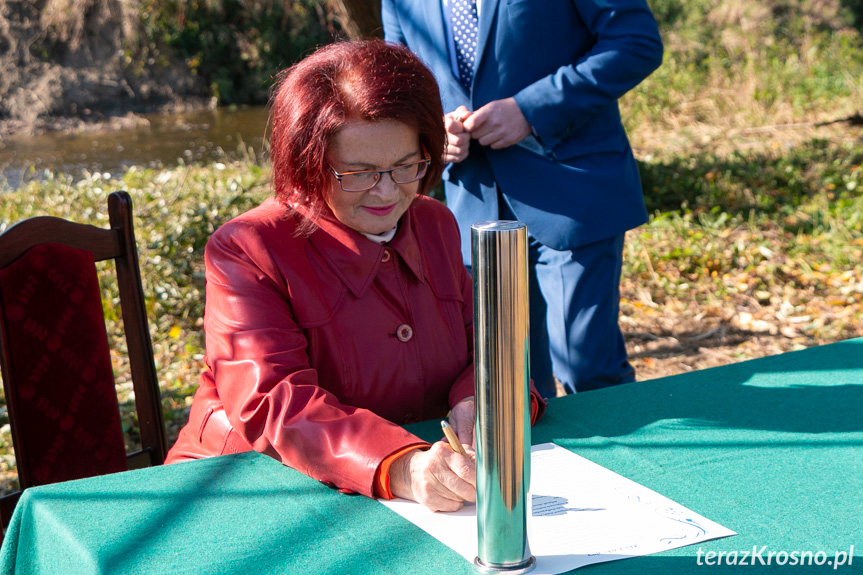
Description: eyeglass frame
xmin=328 ymin=150 xmax=431 ymax=193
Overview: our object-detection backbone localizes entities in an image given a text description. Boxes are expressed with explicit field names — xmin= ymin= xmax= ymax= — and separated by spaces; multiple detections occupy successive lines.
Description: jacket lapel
xmin=428 ymin=0 xmax=462 ymax=91
xmin=425 ymin=0 xmax=448 ymax=57
xmin=474 ymin=0 xmax=501 ymax=86
xmin=307 ymin=206 xmax=383 ymax=298
xmin=387 ymin=201 xmax=426 ymax=284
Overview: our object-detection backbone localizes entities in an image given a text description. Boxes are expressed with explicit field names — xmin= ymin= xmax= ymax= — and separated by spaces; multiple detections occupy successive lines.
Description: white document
xmin=380 ymin=443 xmax=736 ymax=575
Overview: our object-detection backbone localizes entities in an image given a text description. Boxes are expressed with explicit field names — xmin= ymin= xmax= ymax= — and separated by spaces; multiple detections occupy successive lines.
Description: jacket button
xmin=396 ymin=324 xmax=413 ymax=342
xmin=381 ymin=250 xmax=392 ymax=263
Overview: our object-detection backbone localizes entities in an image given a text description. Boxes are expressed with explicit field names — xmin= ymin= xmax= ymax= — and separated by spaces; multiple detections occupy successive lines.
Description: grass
xmin=624 ymin=0 xmax=863 ymax=135
xmin=1 ymin=0 xmax=863 ymax=491
xmin=0 ymin=162 xmax=270 ymax=491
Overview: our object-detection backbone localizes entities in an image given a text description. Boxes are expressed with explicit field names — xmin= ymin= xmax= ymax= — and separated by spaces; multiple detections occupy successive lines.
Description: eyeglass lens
xmin=340 ymin=160 xmax=429 ymax=191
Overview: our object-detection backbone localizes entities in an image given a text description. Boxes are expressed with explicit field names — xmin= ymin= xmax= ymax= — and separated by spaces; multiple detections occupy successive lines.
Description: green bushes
xmin=136 ymin=0 xmax=335 ymax=105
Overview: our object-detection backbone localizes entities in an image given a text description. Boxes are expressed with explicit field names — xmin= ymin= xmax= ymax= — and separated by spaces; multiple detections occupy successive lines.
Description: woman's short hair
xmin=268 ymin=39 xmax=446 ymax=233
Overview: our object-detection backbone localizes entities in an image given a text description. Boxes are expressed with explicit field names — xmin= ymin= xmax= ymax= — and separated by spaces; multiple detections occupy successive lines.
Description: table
xmin=2 ymin=338 xmax=861 ymax=574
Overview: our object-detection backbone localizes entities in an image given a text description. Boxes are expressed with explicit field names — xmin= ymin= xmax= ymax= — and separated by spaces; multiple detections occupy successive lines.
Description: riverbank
xmin=0 ymin=0 xmax=334 ymax=137
xmin=0 ymin=0 xmax=210 ymax=138
xmin=0 ymin=98 xmax=218 ymax=138
xmin=0 ymin=105 xmax=270 ymax=191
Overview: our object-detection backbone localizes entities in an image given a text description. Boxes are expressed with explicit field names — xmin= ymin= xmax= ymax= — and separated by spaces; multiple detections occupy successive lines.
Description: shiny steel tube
xmin=471 ymin=221 xmax=535 ymax=574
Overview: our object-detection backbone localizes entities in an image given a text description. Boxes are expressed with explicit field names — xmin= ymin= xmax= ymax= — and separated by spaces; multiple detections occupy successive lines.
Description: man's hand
xmin=444 ymin=105 xmax=472 ymax=163
xmin=463 ymin=97 xmax=531 ymax=149
xmin=389 ymin=442 xmax=476 ymax=512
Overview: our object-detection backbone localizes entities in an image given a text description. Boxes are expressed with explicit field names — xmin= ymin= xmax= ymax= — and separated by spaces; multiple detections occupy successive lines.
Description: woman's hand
xmin=449 ymin=396 xmax=476 ymax=447
xmin=389 ymin=442 xmax=476 ymax=512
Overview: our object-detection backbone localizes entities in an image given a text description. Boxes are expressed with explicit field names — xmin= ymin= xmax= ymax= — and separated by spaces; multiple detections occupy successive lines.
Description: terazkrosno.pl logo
xmin=696 ymin=546 xmax=855 ymax=569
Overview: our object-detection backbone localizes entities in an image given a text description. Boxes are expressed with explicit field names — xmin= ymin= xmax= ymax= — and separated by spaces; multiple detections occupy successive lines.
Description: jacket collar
xmin=305 ymin=199 xmax=426 ymax=298
xmin=475 ymin=0 xmax=500 ymax=82
xmin=388 ymin=203 xmax=426 ymax=283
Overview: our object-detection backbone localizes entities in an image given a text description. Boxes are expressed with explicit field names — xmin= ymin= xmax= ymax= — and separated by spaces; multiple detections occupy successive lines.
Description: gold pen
xmin=441 ymin=420 xmax=467 ymax=456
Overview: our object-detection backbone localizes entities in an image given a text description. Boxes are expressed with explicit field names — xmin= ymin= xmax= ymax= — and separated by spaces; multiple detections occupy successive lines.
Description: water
xmin=0 ymin=106 xmax=270 ymax=190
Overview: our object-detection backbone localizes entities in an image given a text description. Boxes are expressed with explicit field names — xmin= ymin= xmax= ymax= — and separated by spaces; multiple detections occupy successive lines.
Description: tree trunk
xmin=327 ymin=0 xmax=383 ymax=39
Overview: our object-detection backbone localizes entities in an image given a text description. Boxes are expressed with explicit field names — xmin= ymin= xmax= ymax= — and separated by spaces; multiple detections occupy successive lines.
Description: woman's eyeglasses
xmin=329 ymin=155 xmax=431 ymax=192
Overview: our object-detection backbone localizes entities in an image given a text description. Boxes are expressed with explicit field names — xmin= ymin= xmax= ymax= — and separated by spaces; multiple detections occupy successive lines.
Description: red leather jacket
xmin=168 ymin=196 xmax=525 ymax=496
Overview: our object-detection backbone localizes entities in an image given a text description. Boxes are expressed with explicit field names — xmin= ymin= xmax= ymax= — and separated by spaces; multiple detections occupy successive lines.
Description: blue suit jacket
xmin=383 ymin=0 xmax=663 ymax=259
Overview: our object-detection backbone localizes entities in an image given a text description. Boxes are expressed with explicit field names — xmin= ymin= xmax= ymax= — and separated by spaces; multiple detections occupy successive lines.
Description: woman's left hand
xmin=449 ymin=396 xmax=476 ymax=448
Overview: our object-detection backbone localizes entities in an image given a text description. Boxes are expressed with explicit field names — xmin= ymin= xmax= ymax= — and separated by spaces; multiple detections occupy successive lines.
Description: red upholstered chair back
xmin=0 ymin=191 xmax=167 ymax=538
xmin=0 ymin=243 xmax=128 ymax=485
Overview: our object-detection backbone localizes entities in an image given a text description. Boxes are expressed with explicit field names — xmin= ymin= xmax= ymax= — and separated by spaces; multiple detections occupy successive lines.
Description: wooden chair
xmin=0 ymin=191 xmax=167 ymax=537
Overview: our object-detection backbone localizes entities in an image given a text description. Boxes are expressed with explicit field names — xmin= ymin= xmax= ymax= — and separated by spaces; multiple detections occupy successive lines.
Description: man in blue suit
xmin=383 ymin=0 xmax=663 ymax=396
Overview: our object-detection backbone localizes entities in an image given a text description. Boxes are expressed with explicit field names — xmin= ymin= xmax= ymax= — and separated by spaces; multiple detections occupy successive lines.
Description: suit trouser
xmin=499 ymin=200 xmax=635 ymax=397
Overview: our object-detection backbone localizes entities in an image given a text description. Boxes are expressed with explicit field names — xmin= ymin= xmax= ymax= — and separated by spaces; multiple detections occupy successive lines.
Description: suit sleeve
xmin=513 ymin=0 xmax=664 ymax=149
xmin=202 ymin=222 xmax=426 ymax=497
xmin=381 ymin=0 xmax=406 ymax=44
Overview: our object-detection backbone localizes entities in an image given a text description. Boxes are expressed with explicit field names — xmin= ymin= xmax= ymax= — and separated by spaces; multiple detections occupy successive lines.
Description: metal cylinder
xmin=471 ymin=221 xmax=535 ymax=574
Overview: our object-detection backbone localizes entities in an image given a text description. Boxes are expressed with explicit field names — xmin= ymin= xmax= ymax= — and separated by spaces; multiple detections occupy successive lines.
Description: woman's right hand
xmin=389 ymin=442 xmax=476 ymax=512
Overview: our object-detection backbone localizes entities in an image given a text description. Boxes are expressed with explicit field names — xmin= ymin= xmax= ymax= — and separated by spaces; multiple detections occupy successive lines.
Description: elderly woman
xmin=166 ymin=40 xmax=544 ymax=511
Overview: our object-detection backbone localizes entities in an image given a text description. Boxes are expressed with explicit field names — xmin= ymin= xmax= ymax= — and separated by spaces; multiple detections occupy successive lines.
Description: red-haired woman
xmin=166 ymin=40 xmax=544 ymax=511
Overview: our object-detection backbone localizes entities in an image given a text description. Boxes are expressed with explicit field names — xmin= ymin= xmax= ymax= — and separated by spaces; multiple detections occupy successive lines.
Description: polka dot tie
xmin=451 ymin=0 xmax=478 ymax=91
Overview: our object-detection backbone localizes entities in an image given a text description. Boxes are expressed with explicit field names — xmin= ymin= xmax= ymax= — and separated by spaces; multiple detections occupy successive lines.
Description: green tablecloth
xmin=2 ymin=338 xmax=861 ymax=574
